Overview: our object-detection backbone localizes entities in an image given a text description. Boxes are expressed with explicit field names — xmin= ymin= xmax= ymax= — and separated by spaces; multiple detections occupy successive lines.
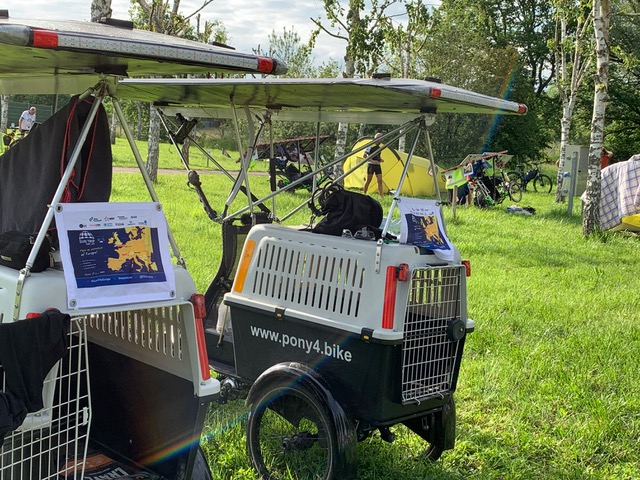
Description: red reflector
xmin=517 ymin=104 xmax=527 ymax=114
xmin=397 ymin=263 xmax=409 ymax=282
xmin=190 ymin=293 xmax=211 ymax=381
xmin=32 ymin=29 xmax=59 ymax=48
xmin=462 ymin=260 xmax=471 ymax=277
xmin=26 ymin=312 xmax=40 ymax=319
xmin=256 ymin=57 xmax=274 ymax=74
xmin=382 ymin=266 xmax=398 ymax=329
xmin=430 ymin=87 xmax=442 ymax=98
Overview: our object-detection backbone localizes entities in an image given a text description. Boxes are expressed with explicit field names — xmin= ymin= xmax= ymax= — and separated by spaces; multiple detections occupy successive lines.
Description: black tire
xmin=508 ymin=182 xmax=523 ymax=202
xmin=507 ymin=171 xmax=522 ymax=189
xmin=533 ymin=174 xmax=553 ymax=193
xmin=192 ymin=446 xmax=213 ymax=480
xmin=247 ymin=383 xmax=340 ymax=480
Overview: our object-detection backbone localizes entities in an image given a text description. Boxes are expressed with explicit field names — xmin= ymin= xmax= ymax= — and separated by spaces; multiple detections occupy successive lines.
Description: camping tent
xmin=343 ymin=138 xmax=446 ymax=196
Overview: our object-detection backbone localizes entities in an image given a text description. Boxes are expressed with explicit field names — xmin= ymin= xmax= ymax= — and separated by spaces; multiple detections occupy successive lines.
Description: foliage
xmin=602 ymin=2 xmax=640 ymax=161
xmin=383 ymin=5 xmax=551 ymax=164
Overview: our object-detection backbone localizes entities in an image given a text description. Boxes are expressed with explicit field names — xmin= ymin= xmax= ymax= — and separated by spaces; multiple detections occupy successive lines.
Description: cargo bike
xmin=117 ymin=77 xmax=527 ymax=478
xmin=0 ymin=15 xmax=527 ymax=480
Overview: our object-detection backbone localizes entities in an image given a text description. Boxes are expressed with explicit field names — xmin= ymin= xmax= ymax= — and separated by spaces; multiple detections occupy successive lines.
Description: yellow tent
xmin=343 ymin=138 xmax=446 ymax=196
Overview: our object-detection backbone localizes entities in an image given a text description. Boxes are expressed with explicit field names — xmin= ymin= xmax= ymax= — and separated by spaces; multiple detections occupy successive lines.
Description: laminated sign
xmin=54 ymin=202 xmax=176 ymax=309
xmin=398 ymin=197 xmax=454 ymax=261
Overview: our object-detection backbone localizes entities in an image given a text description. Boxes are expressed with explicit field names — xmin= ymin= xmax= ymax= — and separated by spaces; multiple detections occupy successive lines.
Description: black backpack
xmin=310 ymin=185 xmax=384 ymax=238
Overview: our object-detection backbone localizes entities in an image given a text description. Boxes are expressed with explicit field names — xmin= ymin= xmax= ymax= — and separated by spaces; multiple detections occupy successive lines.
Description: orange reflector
xmin=32 ymin=29 xmax=58 ymax=48
xmin=257 ymin=57 xmax=274 ymax=74
xmin=397 ymin=263 xmax=409 ymax=282
xmin=430 ymin=87 xmax=442 ymax=98
xmin=462 ymin=260 xmax=471 ymax=277
xmin=190 ymin=293 xmax=211 ymax=381
xmin=233 ymin=239 xmax=256 ymax=293
xmin=518 ymin=104 xmax=527 ymax=114
xmin=382 ymin=266 xmax=398 ymax=329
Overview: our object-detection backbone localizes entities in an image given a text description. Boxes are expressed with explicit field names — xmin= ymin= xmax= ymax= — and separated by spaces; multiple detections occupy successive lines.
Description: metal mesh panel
xmin=1 ymin=319 xmax=91 ymax=480
xmin=249 ymin=241 xmax=365 ymax=318
xmin=401 ymin=266 xmax=463 ymax=404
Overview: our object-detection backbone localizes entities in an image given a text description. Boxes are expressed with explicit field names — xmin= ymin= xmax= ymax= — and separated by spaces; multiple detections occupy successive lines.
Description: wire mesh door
xmin=1 ymin=318 xmax=91 ymax=480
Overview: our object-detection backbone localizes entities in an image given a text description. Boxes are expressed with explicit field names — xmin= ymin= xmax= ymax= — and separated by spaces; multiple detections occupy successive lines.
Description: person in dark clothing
xmin=363 ymin=133 xmax=385 ymax=196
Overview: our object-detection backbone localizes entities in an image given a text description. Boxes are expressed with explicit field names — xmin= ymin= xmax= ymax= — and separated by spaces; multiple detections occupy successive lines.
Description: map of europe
xmin=107 ymin=227 xmax=158 ymax=272
xmin=68 ymin=226 xmax=167 ymax=288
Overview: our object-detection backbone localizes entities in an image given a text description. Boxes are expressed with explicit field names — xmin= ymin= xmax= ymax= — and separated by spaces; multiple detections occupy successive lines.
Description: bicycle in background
xmin=470 ymin=160 xmax=522 ymax=207
xmin=507 ymin=162 xmax=553 ymax=193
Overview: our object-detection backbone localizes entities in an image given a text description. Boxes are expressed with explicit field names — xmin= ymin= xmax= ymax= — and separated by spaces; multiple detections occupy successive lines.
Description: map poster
xmin=54 ymin=202 xmax=176 ymax=309
xmin=398 ymin=197 xmax=454 ymax=262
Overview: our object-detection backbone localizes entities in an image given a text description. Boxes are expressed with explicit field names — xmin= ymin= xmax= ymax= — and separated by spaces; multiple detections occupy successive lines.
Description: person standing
xmin=363 ymin=132 xmax=385 ymax=196
xmin=19 ymin=106 xmax=36 ymax=136
xmin=600 ymin=148 xmax=613 ymax=169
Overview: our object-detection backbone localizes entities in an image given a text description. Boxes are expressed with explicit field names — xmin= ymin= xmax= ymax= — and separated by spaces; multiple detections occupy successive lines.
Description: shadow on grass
xmin=537 ymin=207 xmax=583 ymax=226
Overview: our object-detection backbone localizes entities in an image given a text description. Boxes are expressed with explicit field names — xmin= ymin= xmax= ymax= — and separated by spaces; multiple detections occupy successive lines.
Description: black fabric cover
xmin=0 ymin=95 xmax=112 ymax=235
xmin=0 ymin=310 xmax=71 ymax=445
xmin=312 ymin=187 xmax=383 ymax=237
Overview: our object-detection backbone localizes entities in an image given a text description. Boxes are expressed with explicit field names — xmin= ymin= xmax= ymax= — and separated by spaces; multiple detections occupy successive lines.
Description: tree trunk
xmin=0 ymin=95 xmax=8 ymax=133
xmin=582 ymin=0 xmax=610 ymax=236
xmin=110 ymin=107 xmax=117 ymax=145
xmin=90 ymin=0 xmax=112 ymax=22
xmin=136 ymin=102 xmax=143 ymax=139
xmin=181 ymin=134 xmax=191 ymax=168
xmin=553 ymin=10 xmax=592 ymax=203
xmin=146 ymin=106 xmax=161 ymax=182
xmin=555 ymin=103 xmax=574 ymax=202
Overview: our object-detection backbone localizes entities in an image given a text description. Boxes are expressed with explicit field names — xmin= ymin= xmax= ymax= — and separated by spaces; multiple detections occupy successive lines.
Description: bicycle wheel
xmin=507 ymin=171 xmax=523 ymax=189
xmin=508 ymin=182 xmax=523 ymax=202
xmin=533 ymin=174 xmax=553 ymax=193
xmin=247 ymin=383 xmax=340 ymax=480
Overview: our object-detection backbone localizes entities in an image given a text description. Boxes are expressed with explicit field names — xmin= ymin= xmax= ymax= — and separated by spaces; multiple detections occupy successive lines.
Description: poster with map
xmin=398 ymin=197 xmax=454 ymax=262
xmin=54 ymin=202 xmax=176 ymax=309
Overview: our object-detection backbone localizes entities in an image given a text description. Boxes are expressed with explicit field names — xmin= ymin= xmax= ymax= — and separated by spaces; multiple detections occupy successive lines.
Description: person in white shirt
xmin=19 ymin=107 xmax=36 ymax=136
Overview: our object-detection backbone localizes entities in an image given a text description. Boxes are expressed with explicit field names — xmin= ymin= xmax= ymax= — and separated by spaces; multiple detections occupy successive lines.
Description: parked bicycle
xmin=507 ymin=162 xmax=553 ymax=193
xmin=469 ymin=160 xmax=522 ymax=207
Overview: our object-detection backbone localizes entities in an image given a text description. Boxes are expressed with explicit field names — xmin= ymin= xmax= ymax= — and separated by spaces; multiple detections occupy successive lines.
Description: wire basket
xmin=1 ymin=318 xmax=91 ymax=480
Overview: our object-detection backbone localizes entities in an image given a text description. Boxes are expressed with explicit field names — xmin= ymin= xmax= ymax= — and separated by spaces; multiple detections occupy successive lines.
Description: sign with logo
xmin=398 ymin=197 xmax=454 ymax=262
xmin=54 ymin=202 xmax=176 ymax=309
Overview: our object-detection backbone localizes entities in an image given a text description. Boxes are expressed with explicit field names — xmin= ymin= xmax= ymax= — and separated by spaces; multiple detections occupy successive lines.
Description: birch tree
xmin=91 ymin=0 xmax=112 ymax=22
xmin=310 ymin=0 xmax=399 ymax=177
xmin=131 ymin=0 xmax=215 ymax=181
xmin=552 ymin=1 xmax=593 ymax=202
xmin=91 ymin=0 xmax=117 ymax=143
xmin=582 ymin=0 xmax=611 ymax=235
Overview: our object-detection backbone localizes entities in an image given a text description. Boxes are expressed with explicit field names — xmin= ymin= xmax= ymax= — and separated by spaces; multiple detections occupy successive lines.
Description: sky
xmin=7 ymin=0 xmax=368 ymax=66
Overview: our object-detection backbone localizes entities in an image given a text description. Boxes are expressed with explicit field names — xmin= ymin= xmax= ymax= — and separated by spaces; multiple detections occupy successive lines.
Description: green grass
xmin=112 ymin=170 xmax=640 ymax=479
xmin=111 ymin=136 xmax=269 ymax=172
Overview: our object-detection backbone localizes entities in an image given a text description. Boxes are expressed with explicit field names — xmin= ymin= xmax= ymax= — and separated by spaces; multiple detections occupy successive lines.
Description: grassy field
xmin=112 ymin=168 xmax=640 ymax=480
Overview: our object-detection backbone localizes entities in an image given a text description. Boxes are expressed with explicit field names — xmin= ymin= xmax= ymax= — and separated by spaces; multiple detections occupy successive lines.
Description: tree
xmin=130 ymin=0 xmax=218 ymax=181
xmin=582 ymin=0 xmax=611 ymax=236
xmin=385 ymin=3 xmax=545 ymax=165
xmin=91 ymin=0 xmax=112 ymax=22
xmin=600 ymin=1 xmax=640 ymax=161
xmin=551 ymin=1 xmax=593 ymax=202
xmin=310 ymin=0 xmax=401 ymax=177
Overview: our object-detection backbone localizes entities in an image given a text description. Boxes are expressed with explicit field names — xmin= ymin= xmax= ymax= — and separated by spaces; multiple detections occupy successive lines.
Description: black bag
xmin=311 ymin=185 xmax=384 ymax=237
xmin=0 ymin=231 xmax=52 ymax=272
